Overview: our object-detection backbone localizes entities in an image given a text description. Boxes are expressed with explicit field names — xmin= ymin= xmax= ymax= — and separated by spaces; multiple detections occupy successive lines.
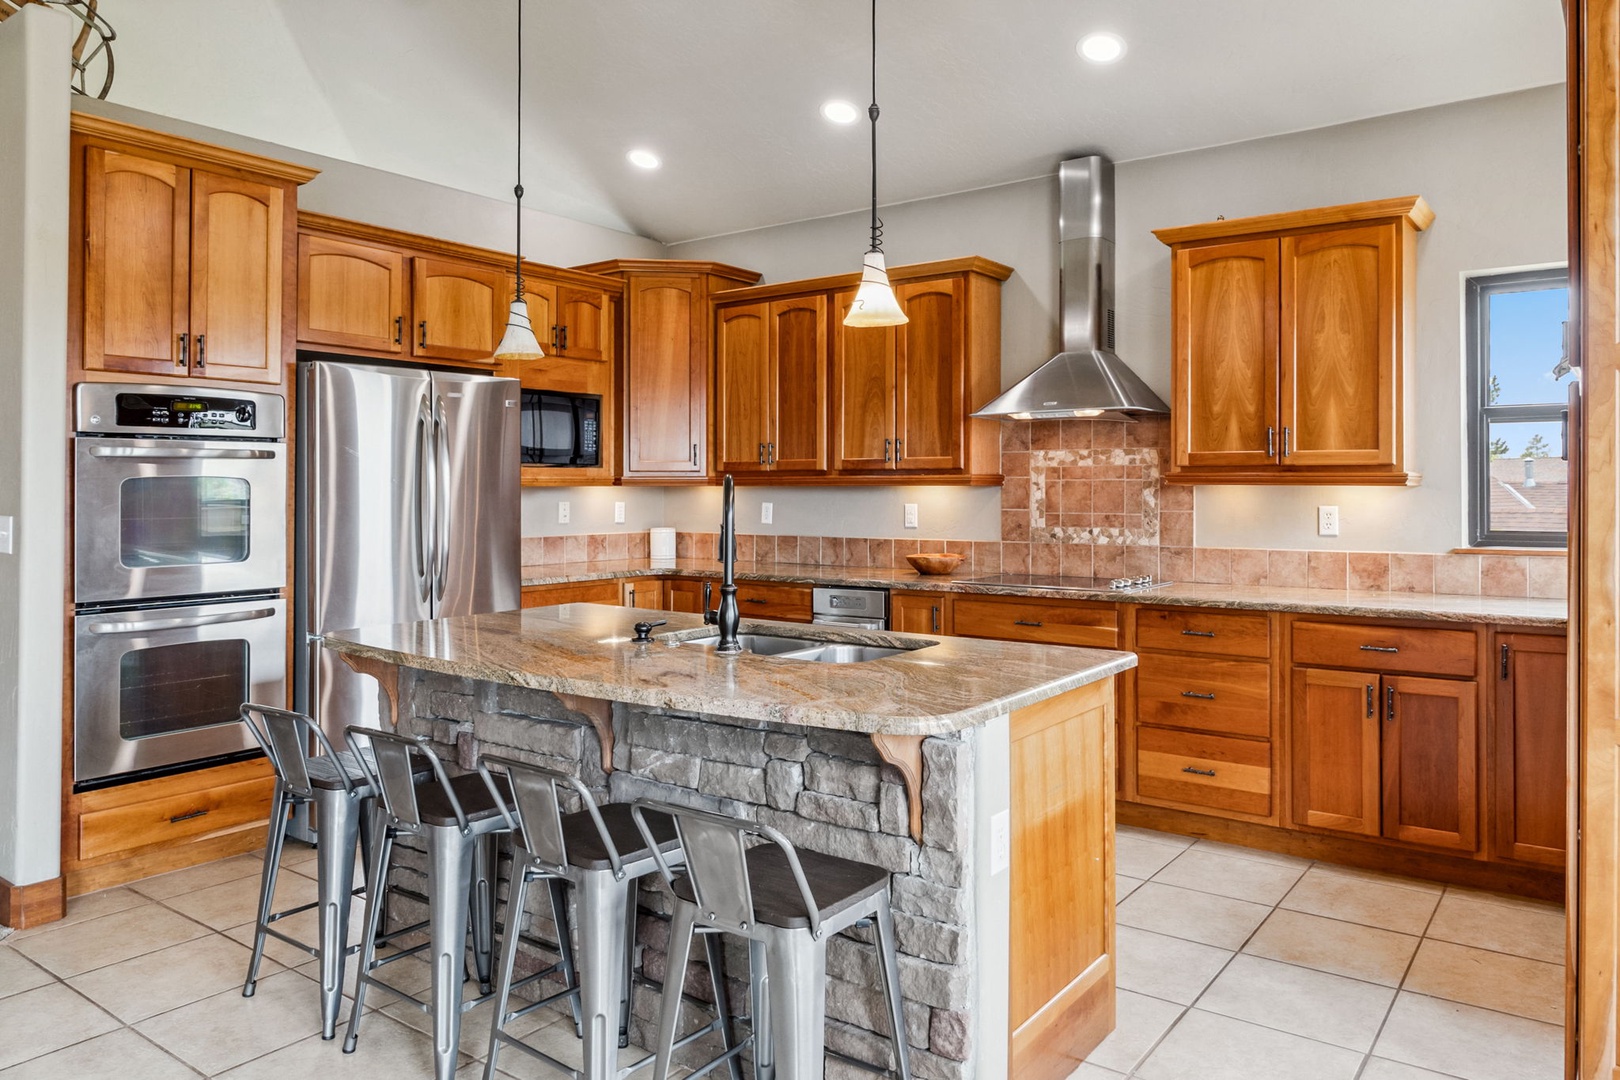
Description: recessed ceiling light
xmin=1077 ymin=32 xmax=1126 ymax=64
xmin=626 ymin=148 xmax=661 ymax=170
xmin=821 ymin=99 xmax=860 ymax=125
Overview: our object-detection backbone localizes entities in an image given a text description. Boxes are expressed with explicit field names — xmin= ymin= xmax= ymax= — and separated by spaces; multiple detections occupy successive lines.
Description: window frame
xmin=1465 ymin=266 xmax=1571 ymax=549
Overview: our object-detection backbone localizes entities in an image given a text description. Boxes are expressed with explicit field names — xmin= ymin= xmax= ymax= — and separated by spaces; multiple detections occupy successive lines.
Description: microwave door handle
xmin=415 ymin=396 xmax=433 ymax=604
xmin=86 ymin=607 xmax=279 ymax=634
xmin=87 ymin=446 xmax=278 ymax=460
xmin=434 ymin=395 xmax=451 ymax=604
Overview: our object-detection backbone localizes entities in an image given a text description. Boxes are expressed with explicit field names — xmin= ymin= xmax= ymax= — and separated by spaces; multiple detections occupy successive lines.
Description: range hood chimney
xmin=973 ymin=155 xmax=1169 ymax=421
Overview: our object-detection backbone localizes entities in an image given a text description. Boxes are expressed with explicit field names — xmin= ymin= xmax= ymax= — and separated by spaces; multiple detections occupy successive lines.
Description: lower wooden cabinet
xmin=621 ymin=578 xmax=667 ymax=611
xmin=1494 ymin=632 xmax=1569 ymax=867
xmin=1291 ymin=667 xmax=1383 ymax=836
xmin=1136 ymin=726 xmax=1272 ymax=817
xmin=520 ymin=579 xmax=623 ymax=608
xmin=732 ymin=581 xmax=813 ymax=622
xmin=953 ymin=595 xmax=1118 ymax=648
xmin=666 ymin=578 xmax=708 ymax=614
xmin=891 ymin=591 xmax=951 ymax=634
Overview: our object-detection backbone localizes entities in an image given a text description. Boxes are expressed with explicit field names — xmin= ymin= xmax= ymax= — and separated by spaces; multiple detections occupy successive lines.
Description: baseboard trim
xmin=1 ymin=873 xmax=67 ymax=929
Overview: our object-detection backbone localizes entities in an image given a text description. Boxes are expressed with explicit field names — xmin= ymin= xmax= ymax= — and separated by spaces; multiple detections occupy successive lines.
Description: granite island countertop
xmin=520 ymin=558 xmax=1567 ymax=627
xmin=321 ymin=605 xmax=1136 ymax=737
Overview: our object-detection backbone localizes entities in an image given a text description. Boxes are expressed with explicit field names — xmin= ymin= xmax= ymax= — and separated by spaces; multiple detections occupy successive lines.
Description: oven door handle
xmin=85 ymin=608 xmax=279 ymax=635
xmin=87 ymin=446 xmax=278 ymax=460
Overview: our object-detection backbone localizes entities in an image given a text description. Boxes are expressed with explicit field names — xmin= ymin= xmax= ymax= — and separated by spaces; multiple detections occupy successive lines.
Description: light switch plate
xmin=1317 ymin=505 xmax=1340 ymax=537
xmin=989 ymin=810 xmax=1010 ymax=874
xmin=761 ymin=502 xmax=774 ymax=525
xmin=614 ymin=501 xmax=626 ymax=524
xmin=904 ymin=503 xmax=919 ymax=529
xmin=0 ymin=515 xmax=12 ymax=555
xmin=558 ymin=501 xmax=571 ymax=525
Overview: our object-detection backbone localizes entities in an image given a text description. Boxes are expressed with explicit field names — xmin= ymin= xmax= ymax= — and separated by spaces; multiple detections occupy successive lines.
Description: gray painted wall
xmin=0 ymin=6 xmax=70 ymax=890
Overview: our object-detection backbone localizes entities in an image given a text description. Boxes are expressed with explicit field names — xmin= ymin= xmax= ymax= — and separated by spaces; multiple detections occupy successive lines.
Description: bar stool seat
xmin=415 ymin=772 xmax=515 ymax=827
xmin=670 ymin=845 xmax=888 ymax=930
xmin=564 ymin=801 xmax=679 ymax=871
xmin=304 ymin=750 xmax=378 ymax=790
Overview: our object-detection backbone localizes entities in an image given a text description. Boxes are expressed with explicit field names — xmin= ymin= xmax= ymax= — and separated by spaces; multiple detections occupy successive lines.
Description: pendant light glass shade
xmin=844 ymin=252 xmax=908 ymax=327
xmin=495 ymin=296 xmax=546 ymax=360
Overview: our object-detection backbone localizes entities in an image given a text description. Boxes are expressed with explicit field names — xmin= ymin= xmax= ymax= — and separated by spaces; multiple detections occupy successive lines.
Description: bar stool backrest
xmin=346 ymin=726 xmax=469 ymax=834
xmin=241 ymin=703 xmax=354 ymax=800
xmin=476 ymin=753 xmax=626 ymax=878
xmin=632 ymin=799 xmax=825 ymax=939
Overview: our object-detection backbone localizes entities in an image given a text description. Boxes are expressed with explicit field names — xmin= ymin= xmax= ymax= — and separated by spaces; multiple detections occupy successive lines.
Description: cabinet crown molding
xmin=712 ymin=256 xmax=1014 ymax=306
xmin=575 ymin=259 xmax=762 ymax=286
xmin=1152 ymin=196 xmax=1434 ymax=247
xmin=71 ymin=113 xmax=319 ymax=186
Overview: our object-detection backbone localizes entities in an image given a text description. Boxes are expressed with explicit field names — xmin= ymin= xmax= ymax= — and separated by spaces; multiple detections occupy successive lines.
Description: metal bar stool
xmin=239 ymin=704 xmax=385 ymax=1038
xmin=343 ymin=726 xmax=519 ymax=1080
xmin=475 ymin=754 xmax=744 ymax=1080
xmin=632 ymin=800 xmax=913 ymax=1080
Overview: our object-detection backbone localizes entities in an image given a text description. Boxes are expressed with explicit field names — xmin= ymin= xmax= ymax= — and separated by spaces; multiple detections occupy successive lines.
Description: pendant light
xmin=843 ymin=0 xmax=908 ymax=328
xmin=494 ymin=0 xmax=546 ymax=361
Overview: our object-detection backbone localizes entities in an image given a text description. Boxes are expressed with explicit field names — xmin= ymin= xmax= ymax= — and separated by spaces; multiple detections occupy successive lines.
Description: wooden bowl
xmin=907 ymin=551 xmax=964 ymax=575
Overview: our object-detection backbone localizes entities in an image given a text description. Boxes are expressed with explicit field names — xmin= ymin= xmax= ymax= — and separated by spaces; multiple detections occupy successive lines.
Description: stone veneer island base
xmin=324 ymin=604 xmax=1136 ymax=1080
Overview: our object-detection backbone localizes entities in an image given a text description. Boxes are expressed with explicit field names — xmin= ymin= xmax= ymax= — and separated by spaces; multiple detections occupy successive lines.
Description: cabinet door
xmin=891 ymin=591 xmax=949 ymax=635
xmin=1290 ymin=667 xmax=1381 ymax=836
xmin=410 ymin=257 xmax=505 ymax=364
xmin=768 ymin=295 xmax=828 ymax=471
xmin=298 ymin=234 xmax=405 ymax=354
xmin=1383 ymin=675 xmax=1478 ymax=852
xmin=666 ymin=578 xmax=712 ymax=614
xmin=1172 ymin=238 xmax=1279 ymax=469
xmin=621 ymin=578 xmax=668 ymax=611
xmin=895 ymin=278 xmax=965 ymax=471
xmin=82 ymin=147 xmax=191 ymax=376
xmin=1493 ymin=634 xmax=1568 ymax=866
xmin=522 ymin=279 xmax=557 ymax=354
xmin=625 ymin=276 xmax=706 ymax=475
xmin=715 ymin=303 xmax=772 ymax=474
xmin=1280 ymin=224 xmax=1398 ymax=466
xmin=832 ymin=288 xmax=898 ymax=470
xmin=555 ymin=285 xmax=610 ymax=362
xmin=188 ymin=171 xmax=286 ymax=385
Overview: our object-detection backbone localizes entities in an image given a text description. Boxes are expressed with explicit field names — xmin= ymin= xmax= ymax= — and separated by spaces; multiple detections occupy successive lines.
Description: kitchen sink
xmin=684 ymin=633 xmax=923 ymax=664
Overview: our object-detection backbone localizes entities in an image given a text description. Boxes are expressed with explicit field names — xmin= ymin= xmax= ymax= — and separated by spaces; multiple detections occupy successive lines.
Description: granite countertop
xmin=520 ymin=558 xmax=1568 ymax=628
xmin=322 ymin=607 xmax=1136 ymax=737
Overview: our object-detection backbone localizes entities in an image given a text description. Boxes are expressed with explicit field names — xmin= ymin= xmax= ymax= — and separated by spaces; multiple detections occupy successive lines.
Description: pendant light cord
xmin=867 ymin=0 xmax=883 ymax=255
xmin=513 ymin=0 xmax=525 ymax=294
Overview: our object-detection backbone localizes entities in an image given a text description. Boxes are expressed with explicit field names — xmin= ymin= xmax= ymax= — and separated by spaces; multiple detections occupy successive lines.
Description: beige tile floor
xmin=1079 ymin=826 xmax=1567 ymax=1080
xmin=0 ymin=841 xmax=672 ymax=1080
xmin=0 ymin=827 xmax=1567 ymax=1080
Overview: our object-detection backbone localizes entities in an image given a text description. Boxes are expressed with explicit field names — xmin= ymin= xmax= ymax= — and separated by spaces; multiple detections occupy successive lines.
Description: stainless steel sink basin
xmin=774 ymin=644 xmax=910 ymax=664
xmin=684 ymin=633 xmax=923 ymax=663
xmin=687 ymin=633 xmax=825 ymax=656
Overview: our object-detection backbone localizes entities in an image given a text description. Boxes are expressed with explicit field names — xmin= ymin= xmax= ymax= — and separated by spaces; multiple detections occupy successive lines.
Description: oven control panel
xmin=114 ymin=393 xmax=255 ymax=430
xmin=75 ymin=384 xmax=286 ymax=440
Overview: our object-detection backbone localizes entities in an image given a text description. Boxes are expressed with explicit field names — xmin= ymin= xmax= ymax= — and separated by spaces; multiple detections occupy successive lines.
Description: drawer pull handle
xmin=1181 ymin=629 xmax=1216 ymax=638
xmin=744 ymin=597 xmax=768 ymax=604
xmin=1181 ymin=766 xmax=1217 ymax=778
xmin=1014 ymin=619 xmax=1044 ymax=627
xmin=1360 ymin=645 xmax=1400 ymax=653
xmin=1180 ymin=691 xmax=1216 ymax=700
xmin=169 ymin=809 xmax=209 ymax=824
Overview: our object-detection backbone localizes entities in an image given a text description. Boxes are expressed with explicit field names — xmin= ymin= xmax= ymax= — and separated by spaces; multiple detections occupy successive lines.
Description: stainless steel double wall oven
xmin=72 ymin=383 xmax=289 ymax=787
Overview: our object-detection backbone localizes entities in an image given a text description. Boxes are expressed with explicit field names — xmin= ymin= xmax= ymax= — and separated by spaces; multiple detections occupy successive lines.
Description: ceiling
xmin=104 ymin=0 xmax=1565 ymax=244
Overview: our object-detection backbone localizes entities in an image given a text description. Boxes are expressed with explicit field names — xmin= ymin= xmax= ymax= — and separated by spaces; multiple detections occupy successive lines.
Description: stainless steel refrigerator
xmin=295 ymin=357 xmax=520 ymax=743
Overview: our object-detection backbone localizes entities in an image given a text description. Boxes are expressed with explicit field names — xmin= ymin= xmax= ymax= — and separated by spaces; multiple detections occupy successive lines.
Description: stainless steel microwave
xmin=520 ymin=389 xmax=600 ymax=467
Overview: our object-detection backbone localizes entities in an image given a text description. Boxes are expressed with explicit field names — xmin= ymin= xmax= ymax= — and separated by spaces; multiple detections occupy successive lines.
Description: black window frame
xmin=1465 ymin=266 xmax=1571 ymax=549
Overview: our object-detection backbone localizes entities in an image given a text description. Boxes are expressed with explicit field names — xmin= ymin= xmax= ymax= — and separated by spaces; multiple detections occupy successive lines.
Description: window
xmin=1466 ymin=268 xmax=1571 ymax=547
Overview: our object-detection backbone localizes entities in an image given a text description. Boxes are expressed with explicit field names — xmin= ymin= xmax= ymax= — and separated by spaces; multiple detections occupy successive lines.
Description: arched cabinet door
xmin=189 ymin=170 xmax=286 ymax=384
xmin=895 ymin=276 xmax=965 ymax=472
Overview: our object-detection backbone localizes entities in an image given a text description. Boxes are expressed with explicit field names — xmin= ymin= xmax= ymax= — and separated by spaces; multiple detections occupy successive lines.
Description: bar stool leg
xmin=701 ymin=931 xmax=745 ymax=1080
xmin=427 ymin=824 xmax=477 ymax=1080
xmin=872 ymin=894 xmax=914 ymax=1080
xmin=762 ymin=930 xmax=828 ymax=1080
xmin=470 ymin=832 xmax=498 ymax=994
xmin=619 ymin=878 xmax=639 ymax=1048
xmin=243 ymin=783 xmax=289 ymax=997
xmin=749 ymin=939 xmax=774 ymax=1080
xmin=545 ymin=877 xmax=584 ymax=1037
xmin=483 ymin=864 xmax=533 ymax=1080
xmin=578 ymin=870 xmax=632 ymax=1080
xmin=343 ymin=824 xmax=395 ymax=1052
xmin=651 ymin=899 xmax=698 ymax=1080
xmin=313 ymin=786 xmax=363 ymax=1039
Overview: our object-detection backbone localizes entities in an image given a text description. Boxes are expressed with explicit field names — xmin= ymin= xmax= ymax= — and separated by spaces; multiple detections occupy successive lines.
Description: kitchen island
xmin=324 ymin=604 xmax=1136 ymax=1080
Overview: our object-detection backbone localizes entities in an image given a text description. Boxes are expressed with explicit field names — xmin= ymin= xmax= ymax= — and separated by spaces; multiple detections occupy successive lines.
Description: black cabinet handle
xmin=767 ymin=442 xmax=775 ymax=465
xmin=1500 ymin=642 xmax=1511 ymax=681
xmin=895 ymin=438 xmax=903 ymax=462
xmin=1267 ymin=426 xmax=1276 ymax=457
xmin=1282 ymin=427 xmax=1292 ymax=456
xmin=560 ymin=325 xmax=568 ymax=352
xmin=885 ymin=438 xmax=892 ymax=463
xmin=177 ymin=333 xmax=188 ymax=370
xmin=1386 ymin=684 xmax=1396 ymax=722
xmin=1014 ymin=619 xmax=1044 ymax=627
xmin=1181 ymin=629 xmax=1216 ymax=638
xmin=1360 ymin=645 xmax=1400 ymax=653
xmin=931 ymin=605 xmax=940 ymax=633
xmin=744 ymin=597 xmax=767 ymax=604
xmin=758 ymin=443 xmax=766 ymax=465
xmin=394 ymin=315 xmax=403 ymax=345
xmin=194 ymin=334 xmax=205 ymax=369
xmin=419 ymin=320 xmax=428 ymax=349
xmin=691 ymin=443 xmax=698 ymax=466
xmin=551 ymin=325 xmax=560 ymax=349
xmin=1182 ymin=766 xmax=1216 ymax=778
xmin=1180 ymin=691 xmax=1216 ymax=701
xmin=169 ymin=808 xmax=209 ymax=824
xmin=1366 ymin=683 xmax=1375 ymax=718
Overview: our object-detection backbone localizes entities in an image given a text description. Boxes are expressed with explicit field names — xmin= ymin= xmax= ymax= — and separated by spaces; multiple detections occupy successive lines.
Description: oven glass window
xmin=119 ymin=476 xmax=251 ymax=567
xmin=118 ymin=639 xmax=248 ymax=740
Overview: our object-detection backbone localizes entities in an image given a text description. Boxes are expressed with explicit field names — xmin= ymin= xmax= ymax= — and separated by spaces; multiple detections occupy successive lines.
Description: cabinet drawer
xmin=79 ymin=776 xmax=275 ymax=862
xmin=1292 ymin=621 xmax=1476 ymax=677
xmin=1136 ymin=727 xmax=1272 ymax=817
xmin=1136 ymin=607 xmax=1271 ymax=658
xmin=1136 ymin=655 xmax=1271 ymax=738
xmin=735 ymin=582 xmax=813 ymax=623
xmin=953 ymin=595 xmax=1118 ymax=648
xmin=521 ymin=580 xmax=622 ymax=608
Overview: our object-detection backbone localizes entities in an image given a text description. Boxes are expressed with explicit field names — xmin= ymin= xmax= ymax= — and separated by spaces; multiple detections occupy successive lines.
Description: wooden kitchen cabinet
xmin=1493 ymin=632 xmax=1568 ymax=867
xmin=891 ymin=591 xmax=952 ymax=635
xmin=666 ymin=577 xmax=710 ymax=614
xmin=1382 ymin=675 xmax=1478 ymax=852
xmin=410 ymin=256 xmax=507 ymax=364
xmin=515 ymin=265 xmax=621 ymax=487
xmin=297 ymin=234 xmax=407 ymax=354
xmin=1154 ymin=196 xmax=1432 ymax=485
xmin=75 ymin=117 xmax=313 ymax=386
xmin=621 ymin=578 xmax=667 ymax=611
xmin=953 ymin=595 xmax=1118 ymax=648
xmin=520 ymin=579 xmax=623 ymax=608
xmin=715 ymin=297 xmax=828 ymax=473
xmin=1292 ymin=667 xmax=1383 ymax=836
xmin=552 ymin=285 xmax=611 ymax=362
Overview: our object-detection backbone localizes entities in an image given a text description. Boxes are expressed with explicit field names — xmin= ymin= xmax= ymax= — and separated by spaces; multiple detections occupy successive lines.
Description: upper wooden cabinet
xmin=577 ymin=261 xmax=763 ymax=481
xmin=297 ymin=235 xmax=407 ymax=354
xmin=514 ymin=266 xmax=621 ymax=488
xmin=552 ymin=285 xmax=611 ymax=362
xmin=410 ymin=256 xmax=506 ymax=364
xmin=73 ymin=116 xmax=315 ymax=387
xmin=715 ymin=297 xmax=828 ymax=473
xmin=1154 ymin=197 xmax=1433 ymax=485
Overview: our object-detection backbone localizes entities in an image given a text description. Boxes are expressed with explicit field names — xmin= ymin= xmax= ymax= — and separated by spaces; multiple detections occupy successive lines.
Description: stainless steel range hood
xmin=974 ymin=156 xmax=1169 ymax=421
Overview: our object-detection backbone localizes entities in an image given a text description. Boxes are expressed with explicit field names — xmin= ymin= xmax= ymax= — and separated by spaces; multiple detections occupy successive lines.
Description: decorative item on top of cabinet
xmin=71 ymin=115 xmax=316 ymax=388
xmin=574 ymin=260 xmax=763 ymax=481
xmin=1153 ymin=196 xmax=1433 ymax=486
xmin=1492 ymin=631 xmax=1568 ymax=867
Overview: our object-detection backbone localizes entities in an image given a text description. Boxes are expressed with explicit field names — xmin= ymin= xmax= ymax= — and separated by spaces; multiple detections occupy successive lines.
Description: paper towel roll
xmin=649 ymin=527 xmax=676 ymax=560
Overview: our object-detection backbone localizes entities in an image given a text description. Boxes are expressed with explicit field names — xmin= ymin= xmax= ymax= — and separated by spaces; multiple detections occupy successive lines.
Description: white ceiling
xmin=104 ymin=0 xmax=1565 ymax=244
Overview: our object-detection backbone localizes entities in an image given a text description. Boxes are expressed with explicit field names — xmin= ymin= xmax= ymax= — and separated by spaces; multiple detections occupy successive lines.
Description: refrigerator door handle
xmin=434 ymin=394 xmax=451 ymax=603
xmin=415 ymin=395 xmax=434 ymax=604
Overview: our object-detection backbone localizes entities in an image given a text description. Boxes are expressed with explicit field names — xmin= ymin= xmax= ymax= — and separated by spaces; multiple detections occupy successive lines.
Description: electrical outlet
xmin=989 ymin=810 xmax=1010 ymax=874
xmin=558 ymin=501 xmax=571 ymax=525
xmin=0 ymin=515 xmax=12 ymax=555
xmin=613 ymin=501 xmax=626 ymax=524
xmin=1318 ymin=505 xmax=1340 ymax=537
xmin=761 ymin=502 xmax=774 ymax=525
xmin=904 ymin=503 xmax=919 ymax=529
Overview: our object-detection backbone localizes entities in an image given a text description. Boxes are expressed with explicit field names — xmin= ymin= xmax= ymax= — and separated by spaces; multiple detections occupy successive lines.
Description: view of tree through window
xmin=1468 ymin=269 xmax=1570 ymax=546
